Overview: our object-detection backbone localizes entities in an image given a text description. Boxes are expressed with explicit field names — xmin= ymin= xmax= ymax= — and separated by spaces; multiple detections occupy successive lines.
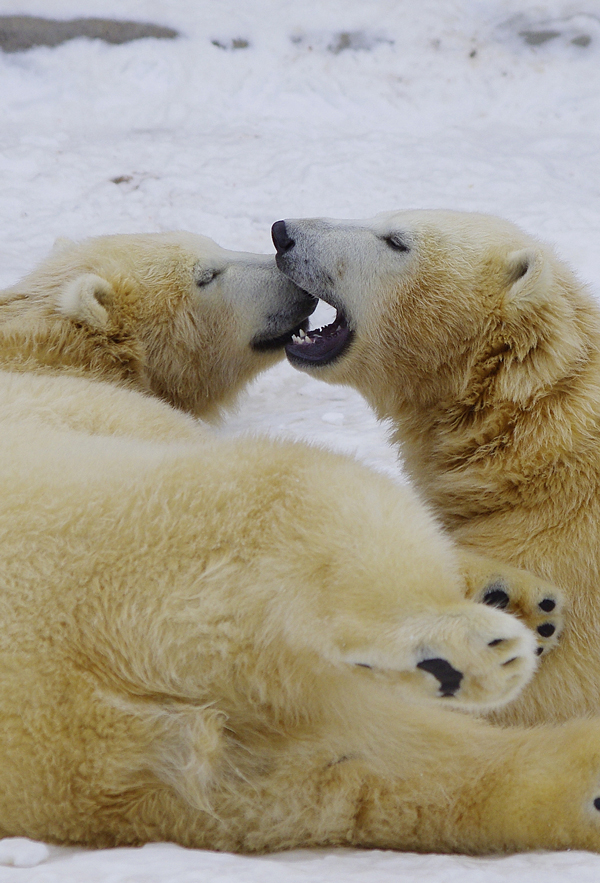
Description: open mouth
xmin=285 ymin=308 xmax=353 ymax=366
xmin=251 ymin=317 xmax=313 ymax=352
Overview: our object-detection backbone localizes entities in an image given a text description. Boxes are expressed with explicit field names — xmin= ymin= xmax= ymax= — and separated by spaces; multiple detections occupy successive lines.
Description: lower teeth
xmin=292 ymin=333 xmax=313 ymax=345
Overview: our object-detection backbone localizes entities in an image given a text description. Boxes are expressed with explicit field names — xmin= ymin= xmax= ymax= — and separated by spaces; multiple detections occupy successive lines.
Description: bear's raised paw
xmin=458 ymin=551 xmax=564 ymax=657
xmin=343 ymin=598 xmax=538 ymax=712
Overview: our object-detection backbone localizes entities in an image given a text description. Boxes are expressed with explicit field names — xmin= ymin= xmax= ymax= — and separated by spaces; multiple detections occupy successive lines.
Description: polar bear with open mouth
xmin=273 ymin=209 xmax=600 ymax=731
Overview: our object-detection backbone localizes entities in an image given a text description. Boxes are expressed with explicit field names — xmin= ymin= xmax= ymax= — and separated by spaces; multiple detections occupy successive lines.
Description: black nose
xmin=272 ymin=220 xmax=295 ymax=254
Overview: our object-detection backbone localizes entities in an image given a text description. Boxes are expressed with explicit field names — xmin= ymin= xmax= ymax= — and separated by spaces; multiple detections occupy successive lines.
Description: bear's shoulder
xmin=0 ymin=369 xmax=206 ymax=445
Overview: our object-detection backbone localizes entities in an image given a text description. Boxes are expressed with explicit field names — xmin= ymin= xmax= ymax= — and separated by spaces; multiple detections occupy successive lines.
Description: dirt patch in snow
xmin=0 ymin=16 xmax=178 ymax=53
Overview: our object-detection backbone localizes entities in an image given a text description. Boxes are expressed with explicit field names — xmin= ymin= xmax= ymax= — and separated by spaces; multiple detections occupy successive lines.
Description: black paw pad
xmin=417 ymin=658 xmax=464 ymax=696
xmin=537 ymin=623 xmax=556 ymax=638
xmin=483 ymin=582 xmax=510 ymax=609
xmin=539 ymin=598 xmax=556 ymax=612
xmin=594 ymin=797 xmax=600 ymax=812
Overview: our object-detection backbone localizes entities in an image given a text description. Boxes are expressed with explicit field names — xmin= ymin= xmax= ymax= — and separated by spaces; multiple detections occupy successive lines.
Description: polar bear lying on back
xmin=273 ymin=209 xmax=600 ymax=732
xmin=0 ymin=229 xmax=598 ymax=855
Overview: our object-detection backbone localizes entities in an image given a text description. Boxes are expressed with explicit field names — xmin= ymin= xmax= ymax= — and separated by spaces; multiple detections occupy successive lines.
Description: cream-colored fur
xmin=3 ymin=231 xmax=600 ymax=853
xmin=0 ymin=231 xmax=317 ymax=419
xmin=274 ymin=209 xmax=600 ymax=730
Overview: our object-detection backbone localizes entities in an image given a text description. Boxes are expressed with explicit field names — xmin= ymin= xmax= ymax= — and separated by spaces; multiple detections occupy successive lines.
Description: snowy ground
xmin=1 ymin=0 xmax=600 ymax=879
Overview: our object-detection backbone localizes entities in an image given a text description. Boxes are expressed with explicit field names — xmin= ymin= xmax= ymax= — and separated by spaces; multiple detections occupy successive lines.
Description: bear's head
xmin=1 ymin=232 xmax=315 ymax=417
xmin=272 ymin=211 xmax=596 ymax=419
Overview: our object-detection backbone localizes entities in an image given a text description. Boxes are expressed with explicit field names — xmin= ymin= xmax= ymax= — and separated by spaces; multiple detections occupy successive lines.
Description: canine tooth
xmin=292 ymin=332 xmax=314 ymax=346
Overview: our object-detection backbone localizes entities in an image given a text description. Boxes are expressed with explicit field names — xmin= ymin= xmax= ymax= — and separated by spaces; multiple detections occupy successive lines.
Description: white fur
xmin=0 ymin=229 xmax=599 ymax=855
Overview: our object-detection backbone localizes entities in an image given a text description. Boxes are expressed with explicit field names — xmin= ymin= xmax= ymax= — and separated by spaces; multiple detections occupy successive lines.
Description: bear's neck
xmin=0 ymin=295 xmax=147 ymax=390
xmin=387 ymin=307 xmax=600 ymax=530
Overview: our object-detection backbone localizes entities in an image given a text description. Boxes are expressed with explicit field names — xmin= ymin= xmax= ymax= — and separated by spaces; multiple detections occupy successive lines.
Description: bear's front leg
xmin=457 ymin=549 xmax=564 ymax=657
xmin=333 ymin=598 xmax=538 ymax=711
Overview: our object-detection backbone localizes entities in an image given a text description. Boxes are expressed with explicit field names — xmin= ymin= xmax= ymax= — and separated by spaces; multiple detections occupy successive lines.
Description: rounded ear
xmin=58 ymin=273 xmax=114 ymax=330
xmin=505 ymin=247 xmax=552 ymax=304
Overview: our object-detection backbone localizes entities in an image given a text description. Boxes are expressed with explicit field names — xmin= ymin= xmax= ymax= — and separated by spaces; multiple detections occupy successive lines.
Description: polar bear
xmin=1 ymin=230 xmax=600 ymax=855
xmin=273 ymin=209 xmax=600 ymax=731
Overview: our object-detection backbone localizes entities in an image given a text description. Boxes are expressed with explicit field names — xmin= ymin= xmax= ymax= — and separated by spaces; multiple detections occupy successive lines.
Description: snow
xmin=3 ymin=844 xmax=600 ymax=883
xmin=0 ymin=839 xmax=49 ymax=868
xmin=1 ymin=0 xmax=600 ymax=878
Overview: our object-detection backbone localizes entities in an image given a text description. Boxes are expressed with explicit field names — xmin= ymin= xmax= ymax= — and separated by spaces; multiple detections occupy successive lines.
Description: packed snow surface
xmin=1 ymin=0 xmax=600 ymax=879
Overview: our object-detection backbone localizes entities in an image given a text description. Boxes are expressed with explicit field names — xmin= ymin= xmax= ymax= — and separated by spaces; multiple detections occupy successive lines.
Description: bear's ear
xmin=505 ymin=247 xmax=552 ymax=305
xmin=58 ymin=273 xmax=114 ymax=330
